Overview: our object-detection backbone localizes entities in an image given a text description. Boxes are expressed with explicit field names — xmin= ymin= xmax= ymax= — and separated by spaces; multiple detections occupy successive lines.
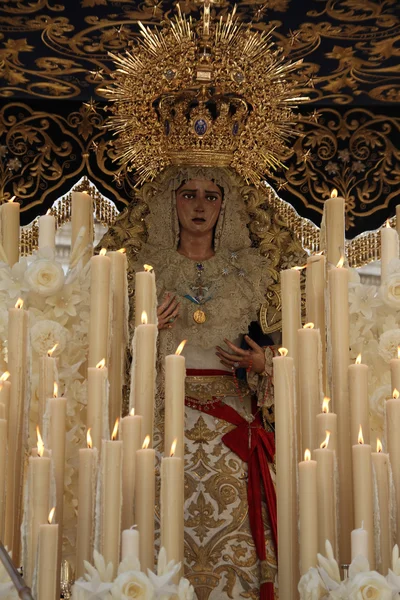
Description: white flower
xmin=111 ymin=571 xmax=155 ymax=600
xmin=72 ymin=574 xmax=113 ymax=600
xmin=370 ymin=384 xmax=392 ymax=419
xmin=176 ymin=579 xmax=194 ymax=600
xmin=298 ymin=568 xmax=327 ymax=600
xmin=25 ymin=258 xmax=65 ymax=297
xmin=378 ymin=329 xmax=400 ymax=363
xmin=0 ymin=259 xmax=28 ymax=299
xmin=349 ymin=284 xmax=381 ymax=321
xmin=347 ymin=570 xmax=392 ymax=599
xmin=381 ymin=270 xmax=400 ymax=310
xmin=30 ymin=319 xmax=68 ymax=356
xmin=45 ymin=285 xmax=82 ymax=318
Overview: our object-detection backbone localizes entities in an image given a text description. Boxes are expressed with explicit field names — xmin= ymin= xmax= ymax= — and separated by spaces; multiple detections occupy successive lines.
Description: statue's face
xmin=176 ymin=179 xmax=223 ymax=236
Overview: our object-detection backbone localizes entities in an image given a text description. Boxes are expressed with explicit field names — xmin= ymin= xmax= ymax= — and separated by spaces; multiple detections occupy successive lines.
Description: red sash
xmin=186 ymin=369 xmax=277 ymax=600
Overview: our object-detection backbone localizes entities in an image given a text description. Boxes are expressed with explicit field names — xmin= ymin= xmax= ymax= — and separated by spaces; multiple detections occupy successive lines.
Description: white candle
xmin=316 ymin=397 xmax=337 ymax=454
xmin=38 ymin=212 xmax=56 ymax=251
xmin=298 ymin=324 xmax=322 ymax=454
xmin=87 ymin=360 xmax=108 ymax=451
xmin=371 ymin=439 xmax=391 ymax=574
xmin=76 ymin=429 xmax=98 ymax=579
xmin=121 ymin=528 xmax=140 ymax=561
xmin=130 ymin=314 xmax=157 ymax=445
xmin=160 ymin=440 xmax=184 ymax=577
xmin=390 ymin=347 xmax=400 ymax=393
xmin=165 ymin=341 xmax=186 ymax=459
xmin=306 ymin=254 xmax=327 ymax=391
xmin=0 ymin=372 xmax=11 ymax=423
xmin=135 ymin=436 xmax=155 ymax=573
xmin=386 ymin=389 xmax=400 ymax=546
xmin=37 ymin=508 xmax=58 ymax=600
xmin=381 ymin=221 xmax=399 ymax=284
xmin=1 ymin=198 xmax=20 ymax=266
xmin=324 ymin=190 xmax=345 ymax=268
xmin=0 ymin=405 xmax=7 ymax=541
xmin=121 ymin=411 xmax=142 ymax=531
xmin=351 ymin=525 xmax=369 ymax=561
xmin=352 ymin=426 xmax=375 ymax=568
xmin=38 ymin=346 xmax=58 ymax=430
xmin=135 ymin=266 xmax=157 ymax=326
xmin=397 ymin=205 xmax=400 ymax=236
xmin=88 ymin=249 xmax=111 ymax=368
xmin=349 ymin=355 xmax=369 ymax=445
xmin=71 ymin=191 xmax=93 ymax=265
xmin=313 ymin=431 xmax=336 ymax=556
xmin=281 ymin=268 xmax=301 ymax=359
xmin=299 ymin=449 xmax=318 ymax=575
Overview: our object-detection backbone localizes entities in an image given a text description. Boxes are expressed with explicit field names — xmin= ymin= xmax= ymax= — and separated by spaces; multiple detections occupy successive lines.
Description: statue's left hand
xmin=216 ymin=335 xmax=265 ymax=374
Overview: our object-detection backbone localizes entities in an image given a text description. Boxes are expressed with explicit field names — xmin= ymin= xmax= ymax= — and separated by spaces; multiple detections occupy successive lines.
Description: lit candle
xmin=371 ymin=438 xmax=391 ymax=574
xmin=108 ymin=248 xmax=128 ymax=432
xmin=313 ymin=431 xmax=336 ymax=556
xmin=273 ymin=347 xmax=299 ymax=597
xmin=349 ymin=354 xmax=370 ymax=445
xmin=299 ymin=449 xmax=318 ymax=574
xmin=121 ymin=527 xmax=140 ymax=562
xmin=1 ymin=197 xmax=20 ymax=266
xmin=130 ymin=312 xmax=157 ymax=445
xmin=352 ymin=425 xmax=375 ymax=568
xmin=76 ymin=429 xmax=98 ymax=579
xmin=306 ymin=254 xmax=327 ymax=391
xmin=100 ymin=419 xmax=122 ymax=578
xmin=4 ymin=298 xmax=28 ymax=562
xmin=37 ymin=508 xmax=58 ymax=600
xmin=25 ymin=427 xmax=51 ymax=587
xmin=165 ymin=341 xmax=186 ymax=459
xmin=88 ymin=249 xmax=111 ymax=368
xmin=121 ymin=409 xmax=142 ymax=531
xmin=390 ymin=346 xmax=400 ymax=393
xmin=0 ymin=371 xmax=11 ymax=423
xmin=328 ymin=256 xmax=353 ymax=563
xmin=0 ymin=403 xmax=7 ymax=541
xmin=316 ymin=397 xmax=337 ymax=454
xmin=38 ymin=210 xmax=56 ymax=251
xmin=160 ymin=439 xmax=184 ymax=577
xmin=386 ymin=388 xmax=400 ymax=546
xmin=351 ymin=524 xmax=368 ymax=561
xmin=298 ymin=323 xmax=322 ymax=454
xmin=87 ymin=358 xmax=108 ymax=451
xmin=324 ymin=189 xmax=345 ymax=268
xmin=135 ymin=265 xmax=157 ymax=327
xmin=71 ymin=191 xmax=93 ymax=265
xmin=397 ymin=205 xmax=400 ymax=236
xmin=38 ymin=344 xmax=58 ymax=429
xmin=135 ymin=435 xmax=155 ymax=573
xmin=281 ymin=267 xmax=302 ymax=359
xmin=381 ymin=220 xmax=399 ymax=285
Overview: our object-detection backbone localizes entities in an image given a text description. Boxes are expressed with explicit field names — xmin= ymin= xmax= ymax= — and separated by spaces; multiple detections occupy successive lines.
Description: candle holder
xmin=340 ymin=564 xmax=350 ymax=580
xmin=60 ymin=559 xmax=74 ymax=599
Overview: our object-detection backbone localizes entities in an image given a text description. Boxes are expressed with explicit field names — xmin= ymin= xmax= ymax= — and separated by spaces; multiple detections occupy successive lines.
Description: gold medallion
xmin=193 ymin=309 xmax=206 ymax=324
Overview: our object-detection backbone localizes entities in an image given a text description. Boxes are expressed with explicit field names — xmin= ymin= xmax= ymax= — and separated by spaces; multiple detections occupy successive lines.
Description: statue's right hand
xmin=157 ymin=292 xmax=180 ymax=330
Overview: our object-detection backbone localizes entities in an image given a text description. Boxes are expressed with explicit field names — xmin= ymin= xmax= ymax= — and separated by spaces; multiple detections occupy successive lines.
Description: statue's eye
xmin=206 ymin=195 xmax=218 ymax=202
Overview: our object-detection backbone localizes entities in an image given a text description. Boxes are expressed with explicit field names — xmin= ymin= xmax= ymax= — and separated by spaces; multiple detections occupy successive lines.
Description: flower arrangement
xmin=298 ymin=540 xmax=400 ymax=599
xmin=71 ymin=548 xmax=194 ymax=600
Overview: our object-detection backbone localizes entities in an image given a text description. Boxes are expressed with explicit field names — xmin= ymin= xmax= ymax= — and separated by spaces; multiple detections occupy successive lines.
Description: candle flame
xmin=144 ymin=264 xmax=153 ymax=272
xmin=322 ymin=396 xmax=330 ymax=413
xmin=175 ymin=340 xmax=187 ymax=355
xmin=358 ymin=425 xmax=364 ymax=445
xmin=111 ymin=418 xmax=119 ymax=440
xmin=46 ymin=209 xmax=51 ymax=216
xmin=393 ymin=388 xmax=399 ymax=400
xmin=96 ymin=358 xmax=106 ymax=369
xmin=386 ymin=219 xmax=391 ymax=229
xmin=87 ymin=428 xmax=93 ymax=449
xmin=47 ymin=343 xmax=58 ymax=357
xmin=141 ymin=311 xmax=148 ymax=325
xmin=303 ymin=322 xmax=314 ymax=329
xmin=0 ymin=371 xmax=10 ymax=382
xmin=53 ymin=382 xmax=58 ymax=398
xmin=304 ymin=449 xmax=311 ymax=461
xmin=278 ymin=347 xmax=288 ymax=357
xmin=15 ymin=298 xmax=23 ymax=309
xmin=377 ymin=438 xmax=383 ymax=453
xmin=320 ymin=430 xmax=331 ymax=449
xmin=291 ymin=265 xmax=307 ymax=271
xmin=170 ymin=438 xmax=177 ymax=457
xmin=117 ymin=248 xmax=126 ymax=254
xmin=355 ymin=353 xmax=362 ymax=365
xmin=142 ymin=435 xmax=150 ymax=449
xmin=36 ymin=426 xmax=44 ymax=457
xmin=330 ymin=189 xmax=338 ymax=198
xmin=99 ymin=248 xmax=107 ymax=256
xmin=130 ymin=408 xmax=135 ymax=416
xmin=48 ymin=507 xmax=55 ymax=524
xmin=8 ymin=196 xmax=16 ymax=203
xmin=336 ymin=255 xmax=345 ymax=269
xmin=398 ymin=345 xmax=400 ymax=359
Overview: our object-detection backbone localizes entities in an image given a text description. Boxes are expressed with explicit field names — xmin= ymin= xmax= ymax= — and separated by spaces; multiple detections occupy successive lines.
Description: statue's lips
xmin=192 ymin=218 xmax=206 ymax=223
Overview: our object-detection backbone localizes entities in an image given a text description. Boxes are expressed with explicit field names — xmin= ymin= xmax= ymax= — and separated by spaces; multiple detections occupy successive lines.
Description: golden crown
xmin=102 ymin=4 xmax=306 ymax=186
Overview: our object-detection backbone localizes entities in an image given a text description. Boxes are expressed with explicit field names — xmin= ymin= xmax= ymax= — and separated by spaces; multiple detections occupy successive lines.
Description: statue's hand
xmin=216 ymin=335 xmax=265 ymax=374
xmin=157 ymin=292 xmax=180 ymax=330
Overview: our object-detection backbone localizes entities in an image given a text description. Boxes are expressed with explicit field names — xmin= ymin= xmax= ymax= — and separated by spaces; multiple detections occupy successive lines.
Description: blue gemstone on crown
xmin=194 ymin=119 xmax=208 ymax=136
xmin=232 ymin=122 xmax=239 ymax=135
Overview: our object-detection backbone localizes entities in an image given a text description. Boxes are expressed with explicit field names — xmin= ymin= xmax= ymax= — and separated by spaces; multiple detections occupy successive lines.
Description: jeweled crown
xmin=102 ymin=5 xmax=306 ymax=186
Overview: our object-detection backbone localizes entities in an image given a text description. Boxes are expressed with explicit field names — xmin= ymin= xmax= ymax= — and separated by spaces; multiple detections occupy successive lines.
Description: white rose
xmin=111 ymin=571 xmax=155 ymax=600
xmin=30 ymin=319 xmax=67 ymax=356
xmin=298 ymin=567 xmax=327 ymax=600
xmin=381 ymin=271 xmax=400 ymax=310
xmin=25 ymin=259 xmax=65 ymax=297
xmin=370 ymin=384 xmax=392 ymax=419
xmin=348 ymin=571 xmax=392 ymax=600
xmin=378 ymin=329 xmax=400 ymax=363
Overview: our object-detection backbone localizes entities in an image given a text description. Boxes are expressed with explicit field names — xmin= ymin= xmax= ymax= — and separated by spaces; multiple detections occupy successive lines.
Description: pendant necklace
xmin=184 ymin=262 xmax=212 ymax=324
